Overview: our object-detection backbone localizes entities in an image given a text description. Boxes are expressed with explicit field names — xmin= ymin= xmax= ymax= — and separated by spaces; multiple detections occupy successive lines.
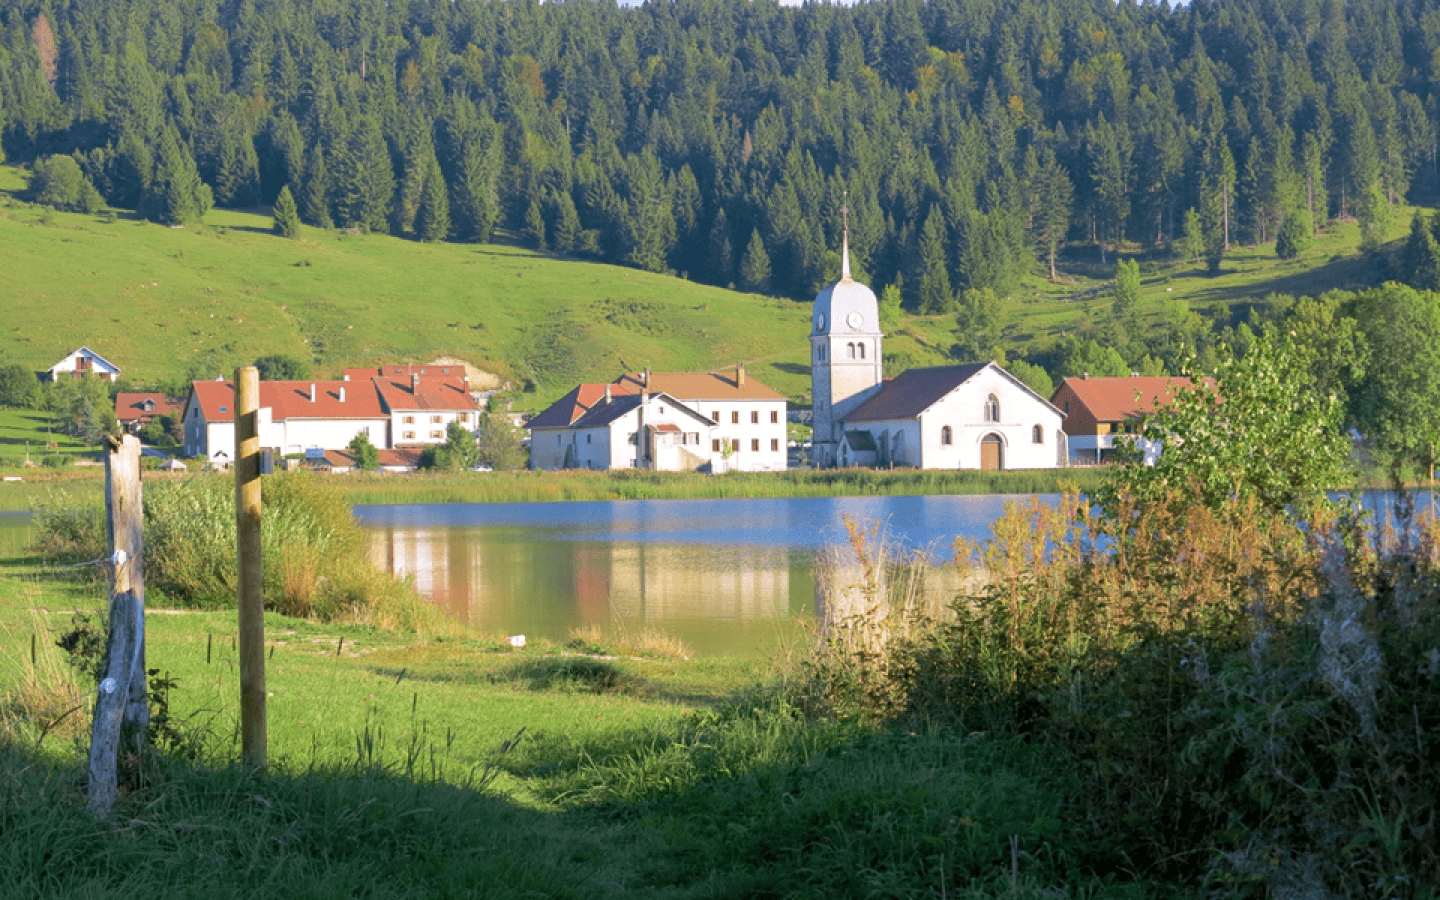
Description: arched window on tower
xmin=984 ymin=394 xmax=1000 ymax=423
xmin=858 ymin=343 xmax=866 ymax=359
xmin=817 ymin=345 xmax=826 ymax=361
xmin=941 ymin=425 xmax=952 ymax=445
xmin=847 ymin=343 xmax=856 ymax=359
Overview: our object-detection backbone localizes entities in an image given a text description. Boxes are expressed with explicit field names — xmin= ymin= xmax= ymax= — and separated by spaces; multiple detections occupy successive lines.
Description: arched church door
xmin=980 ymin=434 xmax=1003 ymax=471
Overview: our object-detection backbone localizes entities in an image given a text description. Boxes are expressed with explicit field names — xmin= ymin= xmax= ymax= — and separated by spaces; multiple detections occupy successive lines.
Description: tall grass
xmin=32 ymin=472 xmax=431 ymax=629
xmin=800 ymin=488 xmax=1440 ymax=895
xmin=338 ymin=466 xmax=1106 ymax=505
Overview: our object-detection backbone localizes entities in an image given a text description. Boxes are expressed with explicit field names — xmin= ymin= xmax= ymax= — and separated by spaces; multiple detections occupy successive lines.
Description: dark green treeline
xmin=0 ymin=0 xmax=1435 ymax=308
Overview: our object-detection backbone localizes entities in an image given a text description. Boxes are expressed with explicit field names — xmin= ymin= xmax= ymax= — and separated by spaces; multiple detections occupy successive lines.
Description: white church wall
xmin=917 ymin=369 xmax=1063 ymax=469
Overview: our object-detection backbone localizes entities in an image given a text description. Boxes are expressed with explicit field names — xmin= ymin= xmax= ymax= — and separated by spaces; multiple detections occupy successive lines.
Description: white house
xmin=839 ymin=362 xmax=1067 ymax=470
xmin=531 ymin=388 xmax=715 ymax=471
xmin=47 ymin=347 xmax=120 ymax=382
xmin=529 ymin=366 xmax=788 ymax=473
xmin=182 ymin=379 xmax=388 ymax=465
xmin=363 ymin=368 xmax=482 ymax=446
xmin=812 ymin=232 xmax=1065 ymax=470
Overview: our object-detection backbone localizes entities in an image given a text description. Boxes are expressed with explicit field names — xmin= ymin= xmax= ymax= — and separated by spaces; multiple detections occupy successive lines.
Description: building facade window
xmin=941 ymin=425 xmax=953 ymax=445
xmin=731 ymin=411 xmax=739 ymax=424
xmin=732 ymin=439 xmax=740 ymax=453
xmin=770 ymin=411 xmax=779 ymax=424
xmin=770 ymin=439 xmax=779 ymax=451
xmin=712 ymin=438 xmax=721 ymax=452
xmin=1032 ymin=425 xmax=1044 ymax=443
xmin=430 ymin=430 xmax=443 ymax=439
xmin=858 ymin=343 xmax=866 ymax=359
xmin=751 ymin=411 xmax=759 ymax=424
xmin=431 ymin=415 xmax=443 ymax=424
xmin=404 ymin=431 xmax=416 ymax=440
xmin=403 ymin=415 xmax=414 ymax=424
xmin=984 ymin=394 xmax=1000 ymax=422
xmin=751 ymin=439 xmax=759 ymax=451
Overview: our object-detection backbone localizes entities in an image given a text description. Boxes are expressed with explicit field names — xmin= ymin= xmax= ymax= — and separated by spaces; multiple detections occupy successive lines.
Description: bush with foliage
xmin=419 ymin=422 xmax=480 ymax=471
xmin=253 ymin=354 xmax=311 ymax=381
xmin=28 ymin=154 xmax=104 ymax=214
xmin=33 ymin=474 xmax=427 ymax=628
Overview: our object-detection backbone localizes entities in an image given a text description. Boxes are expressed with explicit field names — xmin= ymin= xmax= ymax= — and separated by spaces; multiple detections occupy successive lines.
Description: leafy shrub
xmin=41 ymin=453 xmax=70 ymax=468
xmin=34 ymin=473 xmax=430 ymax=628
xmin=30 ymin=490 xmax=105 ymax=563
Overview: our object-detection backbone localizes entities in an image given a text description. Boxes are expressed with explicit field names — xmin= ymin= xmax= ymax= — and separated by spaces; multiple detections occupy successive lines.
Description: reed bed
xmin=336 ymin=466 xmax=1106 ymax=505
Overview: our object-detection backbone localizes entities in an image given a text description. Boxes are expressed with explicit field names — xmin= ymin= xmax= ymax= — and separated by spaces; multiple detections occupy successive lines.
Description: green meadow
xmin=0 ymin=163 xmax=1417 ymax=422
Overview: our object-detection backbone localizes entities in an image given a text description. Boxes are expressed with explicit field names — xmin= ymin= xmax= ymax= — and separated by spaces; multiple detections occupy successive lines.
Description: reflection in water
xmin=366 ymin=523 xmax=811 ymax=655
xmin=357 ymin=495 xmax=1049 ymax=656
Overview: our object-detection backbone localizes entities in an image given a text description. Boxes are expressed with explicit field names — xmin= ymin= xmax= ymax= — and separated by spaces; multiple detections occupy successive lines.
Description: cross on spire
xmin=840 ymin=191 xmax=851 ymax=281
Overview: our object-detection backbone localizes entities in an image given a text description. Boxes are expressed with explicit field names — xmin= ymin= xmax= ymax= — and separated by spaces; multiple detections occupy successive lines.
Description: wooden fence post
xmin=235 ymin=366 xmax=267 ymax=769
xmin=87 ymin=434 xmax=147 ymax=819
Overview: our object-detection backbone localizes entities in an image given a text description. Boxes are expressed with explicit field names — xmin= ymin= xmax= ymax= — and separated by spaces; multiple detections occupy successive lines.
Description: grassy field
xmin=0 ymin=537 xmax=1154 ymax=898
xmin=0 ymin=163 xmax=1418 ymax=420
xmin=0 ymin=409 xmax=96 ymax=467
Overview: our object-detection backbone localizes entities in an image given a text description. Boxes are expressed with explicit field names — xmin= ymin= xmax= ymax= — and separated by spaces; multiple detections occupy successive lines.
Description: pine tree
xmin=272 ymin=185 xmax=299 ymax=237
xmin=1400 ymin=211 xmax=1440 ymax=290
xmin=740 ymin=229 xmax=771 ymax=293
xmin=1177 ymin=208 xmax=1204 ymax=262
xmin=918 ymin=209 xmax=954 ymax=314
xmin=1275 ymin=209 xmax=1314 ymax=260
xmin=299 ymin=144 xmax=332 ymax=229
xmin=141 ymin=124 xmax=212 ymax=226
xmin=1025 ymin=145 xmax=1073 ymax=281
xmin=523 ymin=198 xmax=546 ymax=249
xmin=415 ymin=156 xmax=450 ymax=242
xmin=551 ymin=189 xmax=581 ymax=255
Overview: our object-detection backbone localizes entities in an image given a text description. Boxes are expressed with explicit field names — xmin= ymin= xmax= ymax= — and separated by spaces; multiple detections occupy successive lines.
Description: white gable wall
xmin=916 ymin=369 xmax=1062 ymax=469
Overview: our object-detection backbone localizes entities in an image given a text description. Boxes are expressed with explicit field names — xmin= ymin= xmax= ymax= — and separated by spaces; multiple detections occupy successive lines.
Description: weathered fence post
xmin=235 ymin=366 xmax=267 ymax=769
xmin=87 ymin=434 xmax=147 ymax=819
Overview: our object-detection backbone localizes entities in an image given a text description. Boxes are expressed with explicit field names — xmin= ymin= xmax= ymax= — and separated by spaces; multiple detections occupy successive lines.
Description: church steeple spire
xmin=840 ymin=193 xmax=851 ymax=282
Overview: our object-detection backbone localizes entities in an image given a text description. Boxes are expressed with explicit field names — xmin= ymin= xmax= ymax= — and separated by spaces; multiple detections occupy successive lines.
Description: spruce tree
xmin=918 ymin=209 xmax=954 ymax=314
xmin=740 ymin=229 xmax=771 ymax=293
xmin=141 ymin=124 xmax=212 ymax=226
xmin=415 ymin=157 xmax=450 ymax=242
xmin=551 ymin=189 xmax=581 ymax=254
xmin=523 ymin=198 xmax=546 ymax=249
xmin=1276 ymin=209 xmax=1314 ymax=260
xmin=272 ymin=185 xmax=300 ymax=237
xmin=298 ymin=144 xmax=332 ymax=229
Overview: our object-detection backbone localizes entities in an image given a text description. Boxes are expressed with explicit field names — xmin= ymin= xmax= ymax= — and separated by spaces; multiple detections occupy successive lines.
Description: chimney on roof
xmin=339 ymin=386 xmax=346 ymax=403
xmin=605 ymin=384 xmax=612 ymax=403
xmin=643 ymin=366 xmax=651 ymax=386
xmin=343 ymin=373 xmax=350 ymax=381
xmin=737 ymin=363 xmax=745 ymax=387
xmin=1130 ymin=371 xmax=1139 ymax=377
xmin=309 ymin=383 xmax=316 ymax=402
xmin=411 ymin=373 xmax=420 ymax=392
xmin=1082 ymin=372 xmax=1089 ymax=380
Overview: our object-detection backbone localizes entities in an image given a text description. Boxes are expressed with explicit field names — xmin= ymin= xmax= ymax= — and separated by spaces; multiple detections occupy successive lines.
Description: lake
xmin=355 ymin=494 xmax=1046 ymax=656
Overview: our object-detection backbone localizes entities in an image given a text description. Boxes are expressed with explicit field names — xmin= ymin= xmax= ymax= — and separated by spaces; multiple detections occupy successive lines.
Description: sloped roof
xmin=844 ymin=363 xmax=990 ymax=422
xmin=612 ymin=370 xmax=785 ymax=402
xmin=844 ymin=430 xmax=877 ymax=452
xmin=50 ymin=346 xmax=121 ymax=374
xmin=372 ymin=375 xmax=479 ymax=412
xmin=528 ymin=384 xmax=613 ymax=429
xmin=569 ymin=394 xmax=644 ymax=429
xmin=1053 ymin=376 xmax=1194 ymax=423
xmin=115 ymin=393 xmax=181 ymax=422
xmin=189 ymin=380 xmax=386 ymax=422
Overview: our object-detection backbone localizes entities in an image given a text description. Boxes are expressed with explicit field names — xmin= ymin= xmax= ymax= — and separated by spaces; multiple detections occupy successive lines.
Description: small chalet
xmin=47 ymin=347 xmax=120 ymax=382
xmin=115 ymin=393 xmax=182 ymax=435
xmin=1049 ymin=375 xmax=1194 ymax=464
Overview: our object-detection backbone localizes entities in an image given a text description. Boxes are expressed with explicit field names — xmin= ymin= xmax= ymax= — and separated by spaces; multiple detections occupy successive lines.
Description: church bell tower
xmin=810 ymin=207 xmax=883 ymax=468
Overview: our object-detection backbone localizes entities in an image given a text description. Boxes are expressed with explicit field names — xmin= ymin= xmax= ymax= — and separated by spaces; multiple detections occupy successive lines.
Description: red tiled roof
xmin=190 ymin=380 xmax=386 ymax=422
xmin=115 ymin=393 xmax=181 ymax=423
xmin=611 ymin=370 xmax=785 ymax=401
xmin=528 ymin=384 xmax=612 ymax=429
xmin=1051 ymin=376 xmax=1194 ymax=423
xmin=372 ymin=375 xmax=479 ymax=412
xmin=650 ymin=423 xmax=682 ymax=432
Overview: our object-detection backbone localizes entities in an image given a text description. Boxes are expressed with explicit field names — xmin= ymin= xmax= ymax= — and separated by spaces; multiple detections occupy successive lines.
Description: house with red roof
xmin=115 ymin=393 xmax=182 ymax=435
xmin=182 ymin=367 xmax=483 ymax=465
xmin=529 ymin=365 xmax=787 ymax=472
xmin=1049 ymin=375 xmax=1193 ymax=464
xmin=182 ymin=379 xmax=388 ymax=465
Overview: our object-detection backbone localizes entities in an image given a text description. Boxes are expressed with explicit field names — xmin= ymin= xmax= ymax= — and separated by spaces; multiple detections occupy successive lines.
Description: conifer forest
xmin=0 ymin=0 xmax=1434 ymax=311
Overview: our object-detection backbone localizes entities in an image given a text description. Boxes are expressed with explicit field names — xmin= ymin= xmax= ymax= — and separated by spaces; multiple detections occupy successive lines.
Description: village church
xmin=809 ymin=231 xmax=1066 ymax=470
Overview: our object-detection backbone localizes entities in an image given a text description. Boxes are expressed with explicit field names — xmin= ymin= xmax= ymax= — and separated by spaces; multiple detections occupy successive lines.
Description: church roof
xmin=844 ymin=361 xmax=1062 ymax=422
xmin=844 ymin=363 xmax=990 ymax=422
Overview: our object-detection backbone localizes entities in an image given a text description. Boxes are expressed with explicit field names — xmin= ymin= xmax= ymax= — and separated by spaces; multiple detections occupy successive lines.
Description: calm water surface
xmin=355 ymin=494 xmax=1053 ymax=656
